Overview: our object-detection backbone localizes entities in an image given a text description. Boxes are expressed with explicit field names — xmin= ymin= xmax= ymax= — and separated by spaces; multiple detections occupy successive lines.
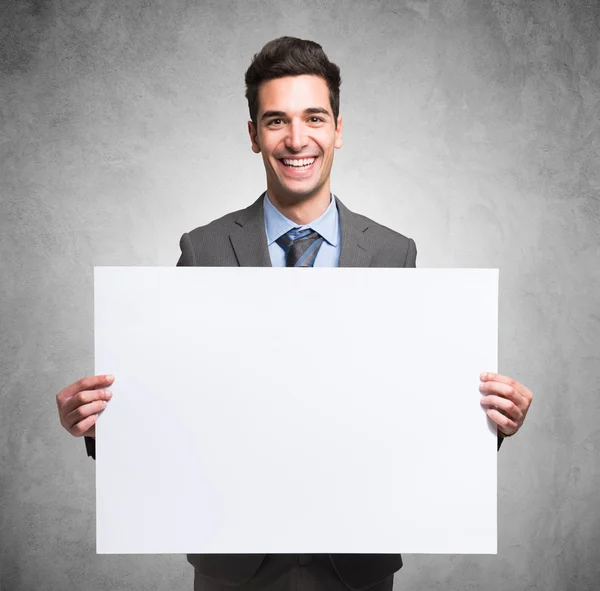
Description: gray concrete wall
xmin=1 ymin=0 xmax=599 ymax=589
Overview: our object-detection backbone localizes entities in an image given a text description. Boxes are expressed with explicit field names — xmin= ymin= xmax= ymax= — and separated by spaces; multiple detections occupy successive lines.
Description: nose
xmin=284 ymin=119 xmax=308 ymax=152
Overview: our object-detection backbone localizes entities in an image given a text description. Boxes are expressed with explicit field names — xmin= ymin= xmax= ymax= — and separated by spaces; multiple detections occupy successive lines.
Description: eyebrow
xmin=260 ymin=107 xmax=331 ymax=122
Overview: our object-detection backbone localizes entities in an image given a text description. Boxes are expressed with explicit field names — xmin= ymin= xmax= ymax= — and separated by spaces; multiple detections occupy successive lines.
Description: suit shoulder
xmin=177 ymin=206 xmax=250 ymax=266
xmin=184 ymin=207 xmax=245 ymax=241
xmin=355 ymin=211 xmax=414 ymax=249
xmin=346 ymin=208 xmax=417 ymax=267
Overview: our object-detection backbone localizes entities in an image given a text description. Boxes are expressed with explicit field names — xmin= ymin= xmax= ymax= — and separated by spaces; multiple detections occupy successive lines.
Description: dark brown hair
xmin=244 ymin=36 xmax=341 ymax=127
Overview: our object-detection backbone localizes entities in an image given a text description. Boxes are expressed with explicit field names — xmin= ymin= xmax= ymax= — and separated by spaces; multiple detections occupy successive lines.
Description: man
xmin=56 ymin=37 xmax=533 ymax=591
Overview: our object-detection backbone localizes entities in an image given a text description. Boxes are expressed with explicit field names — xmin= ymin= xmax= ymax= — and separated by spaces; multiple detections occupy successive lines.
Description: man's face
xmin=248 ymin=75 xmax=343 ymax=204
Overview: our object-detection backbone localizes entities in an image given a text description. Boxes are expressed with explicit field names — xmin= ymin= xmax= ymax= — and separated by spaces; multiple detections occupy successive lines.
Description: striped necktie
xmin=276 ymin=228 xmax=325 ymax=267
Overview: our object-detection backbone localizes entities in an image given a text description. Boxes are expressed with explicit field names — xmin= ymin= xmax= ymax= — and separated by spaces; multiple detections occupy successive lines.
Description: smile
xmin=278 ymin=157 xmax=317 ymax=171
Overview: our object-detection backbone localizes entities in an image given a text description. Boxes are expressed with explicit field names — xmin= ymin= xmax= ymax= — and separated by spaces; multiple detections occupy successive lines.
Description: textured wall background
xmin=1 ymin=0 xmax=599 ymax=590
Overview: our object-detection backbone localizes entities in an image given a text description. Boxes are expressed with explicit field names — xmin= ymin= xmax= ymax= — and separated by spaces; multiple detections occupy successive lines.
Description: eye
xmin=309 ymin=117 xmax=325 ymax=123
xmin=268 ymin=118 xmax=284 ymax=126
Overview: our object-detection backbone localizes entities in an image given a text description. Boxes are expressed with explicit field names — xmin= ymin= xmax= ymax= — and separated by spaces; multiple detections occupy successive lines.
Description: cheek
xmin=320 ymin=144 xmax=335 ymax=164
xmin=318 ymin=136 xmax=336 ymax=156
xmin=261 ymin=152 xmax=274 ymax=170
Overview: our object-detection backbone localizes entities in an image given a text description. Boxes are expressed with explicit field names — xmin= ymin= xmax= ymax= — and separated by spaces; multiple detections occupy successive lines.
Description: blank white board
xmin=94 ymin=267 xmax=498 ymax=554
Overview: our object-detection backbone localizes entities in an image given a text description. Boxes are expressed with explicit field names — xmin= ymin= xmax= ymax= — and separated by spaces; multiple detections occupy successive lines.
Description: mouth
xmin=277 ymin=156 xmax=318 ymax=174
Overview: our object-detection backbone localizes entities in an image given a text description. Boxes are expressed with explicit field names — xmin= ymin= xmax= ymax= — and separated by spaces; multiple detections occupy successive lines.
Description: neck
xmin=266 ymin=183 xmax=331 ymax=225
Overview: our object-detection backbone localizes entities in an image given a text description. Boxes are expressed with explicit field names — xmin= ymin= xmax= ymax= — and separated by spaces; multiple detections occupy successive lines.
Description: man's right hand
xmin=56 ymin=374 xmax=114 ymax=438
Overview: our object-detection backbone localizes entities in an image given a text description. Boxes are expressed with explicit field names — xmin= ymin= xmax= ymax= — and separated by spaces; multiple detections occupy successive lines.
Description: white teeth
xmin=282 ymin=157 xmax=316 ymax=167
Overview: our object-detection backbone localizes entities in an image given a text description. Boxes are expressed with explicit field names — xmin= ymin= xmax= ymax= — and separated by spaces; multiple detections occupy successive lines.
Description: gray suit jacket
xmin=85 ymin=193 xmax=500 ymax=589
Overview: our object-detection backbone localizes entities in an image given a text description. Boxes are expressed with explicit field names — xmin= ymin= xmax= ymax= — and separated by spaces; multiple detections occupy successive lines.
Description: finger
xmin=56 ymin=374 xmax=114 ymax=405
xmin=65 ymin=399 xmax=108 ymax=430
xmin=61 ymin=385 xmax=113 ymax=417
xmin=484 ymin=407 xmax=518 ymax=436
xmin=480 ymin=373 xmax=530 ymax=405
xmin=70 ymin=413 xmax=100 ymax=438
xmin=82 ymin=424 xmax=96 ymax=438
xmin=479 ymin=380 xmax=525 ymax=408
xmin=480 ymin=394 xmax=523 ymax=423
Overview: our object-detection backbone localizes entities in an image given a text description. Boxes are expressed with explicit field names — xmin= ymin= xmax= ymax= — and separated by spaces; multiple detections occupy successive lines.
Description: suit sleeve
xmin=85 ymin=233 xmax=197 ymax=460
xmin=405 ymin=238 xmax=417 ymax=268
xmin=85 ymin=436 xmax=95 ymax=459
xmin=177 ymin=232 xmax=197 ymax=266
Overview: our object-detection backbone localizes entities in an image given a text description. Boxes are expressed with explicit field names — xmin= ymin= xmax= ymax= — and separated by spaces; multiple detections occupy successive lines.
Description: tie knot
xmin=276 ymin=228 xmax=324 ymax=267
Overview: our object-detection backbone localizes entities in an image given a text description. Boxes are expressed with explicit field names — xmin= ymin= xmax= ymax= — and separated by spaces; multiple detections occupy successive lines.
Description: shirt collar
xmin=263 ymin=191 xmax=339 ymax=247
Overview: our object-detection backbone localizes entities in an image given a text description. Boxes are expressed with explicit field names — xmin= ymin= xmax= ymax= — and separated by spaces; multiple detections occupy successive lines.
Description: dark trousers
xmin=193 ymin=555 xmax=394 ymax=591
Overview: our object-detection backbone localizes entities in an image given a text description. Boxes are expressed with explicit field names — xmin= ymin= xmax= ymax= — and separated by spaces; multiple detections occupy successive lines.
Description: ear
xmin=248 ymin=120 xmax=261 ymax=154
xmin=334 ymin=115 xmax=343 ymax=149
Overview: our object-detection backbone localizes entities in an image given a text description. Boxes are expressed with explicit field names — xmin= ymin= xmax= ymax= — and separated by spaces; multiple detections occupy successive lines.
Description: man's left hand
xmin=479 ymin=372 xmax=533 ymax=437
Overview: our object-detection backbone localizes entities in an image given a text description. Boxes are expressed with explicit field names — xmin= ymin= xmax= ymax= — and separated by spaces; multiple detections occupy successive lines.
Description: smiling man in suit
xmin=56 ymin=36 xmax=533 ymax=591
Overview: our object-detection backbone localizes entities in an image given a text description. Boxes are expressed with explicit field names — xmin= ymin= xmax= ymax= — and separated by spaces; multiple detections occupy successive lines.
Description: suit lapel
xmin=229 ymin=193 xmax=372 ymax=268
xmin=229 ymin=193 xmax=273 ymax=267
xmin=336 ymin=197 xmax=372 ymax=268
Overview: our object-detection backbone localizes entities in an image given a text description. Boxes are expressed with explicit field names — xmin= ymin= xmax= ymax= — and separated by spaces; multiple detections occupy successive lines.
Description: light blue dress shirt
xmin=263 ymin=192 xmax=341 ymax=267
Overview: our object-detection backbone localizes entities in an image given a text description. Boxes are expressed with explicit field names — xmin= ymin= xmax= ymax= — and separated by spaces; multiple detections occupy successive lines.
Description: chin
xmin=281 ymin=186 xmax=320 ymax=203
